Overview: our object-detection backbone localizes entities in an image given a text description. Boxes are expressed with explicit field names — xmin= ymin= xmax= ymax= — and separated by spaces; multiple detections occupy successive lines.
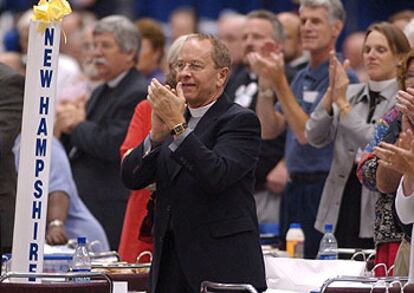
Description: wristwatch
xmin=259 ymin=88 xmax=274 ymax=98
xmin=48 ymin=219 xmax=64 ymax=228
xmin=170 ymin=122 xmax=188 ymax=136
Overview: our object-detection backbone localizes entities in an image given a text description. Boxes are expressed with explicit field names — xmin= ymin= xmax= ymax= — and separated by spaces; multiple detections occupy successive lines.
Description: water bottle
xmin=286 ymin=223 xmax=305 ymax=258
xmin=1 ymin=254 xmax=11 ymax=275
xmin=317 ymin=224 xmax=338 ymax=260
xmin=71 ymin=237 xmax=91 ymax=282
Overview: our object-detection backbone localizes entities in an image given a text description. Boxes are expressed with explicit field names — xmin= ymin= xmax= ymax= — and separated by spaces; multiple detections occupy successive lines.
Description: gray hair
xmin=246 ymin=10 xmax=285 ymax=43
xmin=184 ymin=33 xmax=231 ymax=69
xmin=93 ymin=15 xmax=141 ymax=62
xmin=299 ymin=0 xmax=346 ymax=24
xmin=164 ymin=35 xmax=188 ymax=87
xmin=167 ymin=35 xmax=187 ymax=65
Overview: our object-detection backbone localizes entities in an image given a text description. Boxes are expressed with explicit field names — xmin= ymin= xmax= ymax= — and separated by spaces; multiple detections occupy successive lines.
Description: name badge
xmin=303 ymin=91 xmax=319 ymax=103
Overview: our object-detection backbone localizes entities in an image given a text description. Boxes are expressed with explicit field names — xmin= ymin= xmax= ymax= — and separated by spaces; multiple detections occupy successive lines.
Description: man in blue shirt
xmin=248 ymin=0 xmax=359 ymax=258
xmin=14 ymin=136 xmax=109 ymax=251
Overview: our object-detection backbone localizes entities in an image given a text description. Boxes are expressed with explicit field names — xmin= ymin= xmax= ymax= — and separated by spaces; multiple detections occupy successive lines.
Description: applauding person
xmin=375 ymin=116 xmax=414 ymax=279
xmin=306 ymin=23 xmax=410 ymax=253
xmin=121 ymin=34 xmax=266 ymax=293
xmin=248 ymin=0 xmax=359 ymax=258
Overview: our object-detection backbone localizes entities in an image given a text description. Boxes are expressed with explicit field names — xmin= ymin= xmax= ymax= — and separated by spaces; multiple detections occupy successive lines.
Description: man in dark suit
xmin=57 ymin=15 xmax=147 ymax=249
xmin=122 ymin=34 xmax=266 ymax=293
xmin=0 ymin=63 xmax=24 ymax=254
xmin=224 ymin=10 xmax=292 ymax=228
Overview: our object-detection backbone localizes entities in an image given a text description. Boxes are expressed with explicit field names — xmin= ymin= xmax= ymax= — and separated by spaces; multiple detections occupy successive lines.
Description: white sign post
xmin=11 ymin=0 xmax=71 ymax=279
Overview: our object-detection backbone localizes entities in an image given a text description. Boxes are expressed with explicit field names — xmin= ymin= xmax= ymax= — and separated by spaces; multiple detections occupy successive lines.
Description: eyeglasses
xmin=172 ymin=60 xmax=206 ymax=72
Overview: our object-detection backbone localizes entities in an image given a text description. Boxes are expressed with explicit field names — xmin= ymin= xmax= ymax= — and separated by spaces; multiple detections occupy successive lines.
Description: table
xmin=108 ymin=272 xmax=149 ymax=291
xmin=0 ymin=280 xmax=110 ymax=293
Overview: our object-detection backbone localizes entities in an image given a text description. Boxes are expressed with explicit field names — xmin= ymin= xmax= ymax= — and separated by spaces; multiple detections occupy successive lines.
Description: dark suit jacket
xmin=224 ymin=67 xmax=287 ymax=189
xmin=122 ymin=95 xmax=267 ymax=292
xmin=65 ymin=67 xmax=147 ymax=249
xmin=0 ymin=63 xmax=24 ymax=252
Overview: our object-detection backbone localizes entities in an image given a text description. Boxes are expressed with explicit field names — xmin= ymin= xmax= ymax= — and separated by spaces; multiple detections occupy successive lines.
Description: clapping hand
xmin=246 ymin=41 xmax=285 ymax=91
xmin=322 ymin=51 xmax=350 ymax=113
xmin=374 ymin=129 xmax=414 ymax=177
xmin=396 ymin=88 xmax=414 ymax=127
xmin=55 ymin=99 xmax=86 ymax=134
xmin=247 ymin=51 xmax=285 ymax=91
xmin=147 ymin=79 xmax=186 ymax=142
xmin=329 ymin=52 xmax=350 ymax=106
xmin=402 ymin=113 xmax=414 ymax=134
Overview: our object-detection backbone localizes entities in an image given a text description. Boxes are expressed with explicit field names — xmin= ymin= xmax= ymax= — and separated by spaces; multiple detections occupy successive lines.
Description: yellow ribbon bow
xmin=32 ymin=0 xmax=72 ymax=33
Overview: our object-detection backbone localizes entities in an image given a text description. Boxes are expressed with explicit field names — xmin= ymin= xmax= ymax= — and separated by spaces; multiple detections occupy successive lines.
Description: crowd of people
xmin=2 ymin=0 xmax=414 ymax=292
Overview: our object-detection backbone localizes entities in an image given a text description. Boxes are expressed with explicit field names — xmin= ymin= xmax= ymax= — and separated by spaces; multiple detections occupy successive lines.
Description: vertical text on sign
xmin=28 ymin=27 xmax=54 ymax=278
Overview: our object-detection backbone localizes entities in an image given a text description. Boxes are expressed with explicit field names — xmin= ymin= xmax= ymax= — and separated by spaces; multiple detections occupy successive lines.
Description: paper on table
xmin=265 ymin=289 xmax=307 ymax=293
xmin=113 ymin=281 xmax=128 ymax=293
xmin=44 ymin=244 xmax=74 ymax=254
xmin=265 ymin=256 xmax=366 ymax=292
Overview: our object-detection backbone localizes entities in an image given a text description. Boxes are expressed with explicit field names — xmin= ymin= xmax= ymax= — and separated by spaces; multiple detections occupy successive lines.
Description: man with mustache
xmin=56 ymin=15 xmax=147 ymax=250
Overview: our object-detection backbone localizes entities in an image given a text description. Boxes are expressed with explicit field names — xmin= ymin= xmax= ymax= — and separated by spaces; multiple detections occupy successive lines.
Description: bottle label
xmin=72 ymin=268 xmax=91 ymax=272
xmin=286 ymin=240 xmax=304 ymax=258
xmin=72 ymin=268 xmax=91 ymax=282
xmin=319 ymin=254 xmax=337 ymax=260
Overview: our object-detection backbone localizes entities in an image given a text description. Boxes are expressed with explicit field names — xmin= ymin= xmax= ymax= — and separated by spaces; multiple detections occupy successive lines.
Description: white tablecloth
xmin=264 ymin=255 xmax=366 ymax=292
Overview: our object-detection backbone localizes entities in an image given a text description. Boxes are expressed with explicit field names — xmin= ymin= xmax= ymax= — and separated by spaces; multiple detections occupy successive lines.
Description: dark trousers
xmin=155 ymin=231 xmax=265 ymax=293
xmin=335 ymin=165 xmax=374 ymax=250
xmin=156 ymin=231 xmax=194 ymax=293
xmin=281 ymin=173 xmax=326 ymax=259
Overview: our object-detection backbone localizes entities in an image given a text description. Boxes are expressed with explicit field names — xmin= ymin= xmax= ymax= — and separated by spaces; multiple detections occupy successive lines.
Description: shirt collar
xmin=289 ymin=52 xmax=310 ymax=68
xmin=355 ymin=78 xmax=398 ymax=103
xmin=107 ymin=70 xmax=129 ymax=88
xmin=304 ymin=54 xmax=349 ymax=83
xmin=303 ymin=58 xmax=330 ymax=83
xmin=368 ymin=78 xmax=396 ymax=92
xmin=188 ymin=100 xmax=216 ymax=118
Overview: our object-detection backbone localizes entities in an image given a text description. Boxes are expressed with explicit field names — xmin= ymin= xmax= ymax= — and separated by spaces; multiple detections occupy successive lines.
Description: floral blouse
xmin=357 ymin=106 xmax=403 ymax=245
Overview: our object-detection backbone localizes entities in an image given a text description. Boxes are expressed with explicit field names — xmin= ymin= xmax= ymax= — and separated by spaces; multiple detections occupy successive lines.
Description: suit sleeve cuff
xmin=143 ymin=134 xmax=162 ymax=157
xmin=169 ymin=128 xmax=192 ymax=152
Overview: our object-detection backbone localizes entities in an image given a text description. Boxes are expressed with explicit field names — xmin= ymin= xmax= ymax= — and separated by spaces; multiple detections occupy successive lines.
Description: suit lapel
xmin=86 ymin=69 xmax=136 ymax=119
xmin=193 ymin=94 xmax=231 ymax=136
xmin=86 ymin=84 xmax=106 ymax=117
xmin=166 ymin=94 xmax=232 ymax=183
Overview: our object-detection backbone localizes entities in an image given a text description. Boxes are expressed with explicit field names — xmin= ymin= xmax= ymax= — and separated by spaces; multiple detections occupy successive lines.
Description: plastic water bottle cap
xmin=324 ymin=224 xmax=333 ymax=233
xmin=289 ymin=223 xmax=301 ymax=229
xmin=77 ymin=237 xmax=86 ymax=244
